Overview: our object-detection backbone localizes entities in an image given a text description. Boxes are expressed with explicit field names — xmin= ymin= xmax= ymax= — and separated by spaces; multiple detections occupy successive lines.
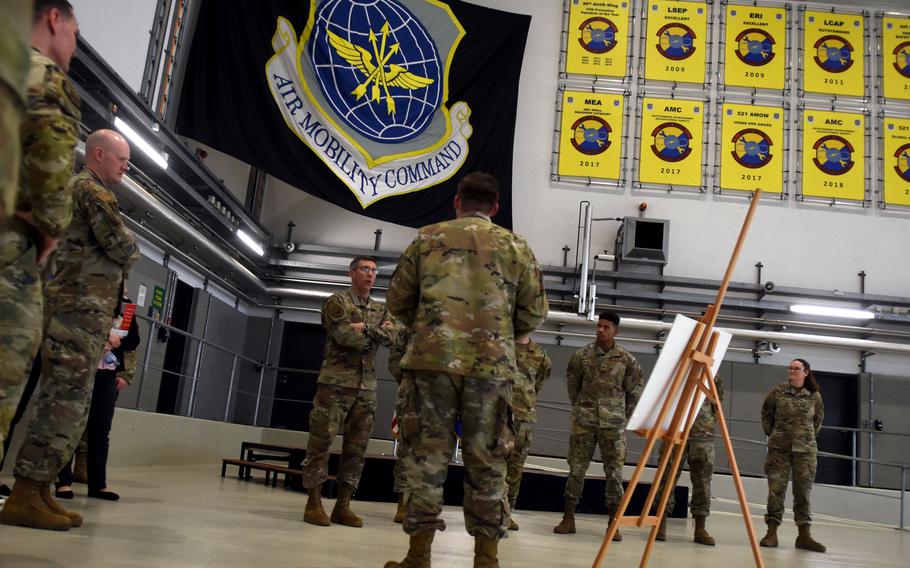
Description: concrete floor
xmin=0 ymin=464 xmax=907 ymax=568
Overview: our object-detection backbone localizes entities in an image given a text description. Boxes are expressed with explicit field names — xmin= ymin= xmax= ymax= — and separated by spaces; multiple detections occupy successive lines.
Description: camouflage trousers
xmin=399 ymin=371 xmax=514 ymax=539
xmin=15 ymin=307 xmax=109 ymax=482
xmin=0 ymin=228 xmax=42 ymax=464
xmin=652 ymin=438 xmax=715 ymax=518
xmin=764 ymin=448 xmax=816 ymax=526
xmin=393 ymin=376 xmax=411 ymax=494
xmin=564 ymin=425 xmax=625 ymax=514
xmin=505 ymin=419 xmax=534 ymax=507
xmin=301 ymin=383 xmax=376 ymax=490
xmin=0 ymin=80 xmax=24 ymax=215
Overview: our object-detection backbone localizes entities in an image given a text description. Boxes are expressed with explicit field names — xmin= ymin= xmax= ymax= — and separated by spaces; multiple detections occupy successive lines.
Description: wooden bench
xmin=221 ymin=457 xmax=334 ymax=488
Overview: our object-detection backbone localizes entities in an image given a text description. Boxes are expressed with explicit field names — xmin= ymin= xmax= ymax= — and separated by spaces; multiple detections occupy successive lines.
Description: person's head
xmin=454 ymin=172 xmax=499 ymax=218
xmin=33 ymin=0 xmax=79 ymax=72
xmin=596 ymin=310 xmax=620 ymax=348
xmin=85 ymin=129 xmax=130 ymax=185
xmin=349 ymin=255 xmax=378 ymax=297
xmin=787 ymin=358 xmax=820 ymax=393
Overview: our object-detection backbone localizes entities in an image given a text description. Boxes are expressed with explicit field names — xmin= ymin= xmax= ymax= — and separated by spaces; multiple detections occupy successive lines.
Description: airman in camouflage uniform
xmin=2 ymin=129 xmax=138 ymax=532
xmin=1 ymin=0 xmax=79 ymax=491
xmin=653 ymin=374 xmax=725 ymax=545
xmin=302 ymin=256 xmax=398 ymax=528
xmin=505 ymin=337 xmax=551 ymax=531
xmin=554 ymin=311 xmax=642 ymax=540
xmin=385 ymin=172 xmax=548 ymax=568
xmin=759 ymin=358 xmax=826 ymax=553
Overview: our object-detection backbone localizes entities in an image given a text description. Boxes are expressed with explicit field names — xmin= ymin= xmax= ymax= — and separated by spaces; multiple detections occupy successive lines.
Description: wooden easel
xmin=591 ymin=188 xmax=765 ymax=568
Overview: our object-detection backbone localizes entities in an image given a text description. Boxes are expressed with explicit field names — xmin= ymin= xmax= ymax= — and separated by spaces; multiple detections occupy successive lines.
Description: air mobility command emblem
xmin=267 ymin=0 xmax=471 ymax=207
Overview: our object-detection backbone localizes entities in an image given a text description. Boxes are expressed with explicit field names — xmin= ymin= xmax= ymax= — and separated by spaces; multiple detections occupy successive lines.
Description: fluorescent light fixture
xmin=790 ymin=304 xmax=875 ymax=320
xmin=237 ymin=228 xmax=264 ymax=256
xmin=113 ymin=116 xmax=168 ymax=170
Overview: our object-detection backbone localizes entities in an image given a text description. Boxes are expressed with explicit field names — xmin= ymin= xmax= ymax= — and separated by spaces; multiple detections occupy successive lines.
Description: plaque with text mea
xmin=643 ymin=0 xmax=709 ymax=85
xmin=723 ymin=4 xmax=787 ymax=91
xmin=803 ymin=10 xmax=865 ymax=98
xmin=558 ymin=91 xmax=625 ymax=181
xmin=565 ymin=0 xmax=632 ymax=79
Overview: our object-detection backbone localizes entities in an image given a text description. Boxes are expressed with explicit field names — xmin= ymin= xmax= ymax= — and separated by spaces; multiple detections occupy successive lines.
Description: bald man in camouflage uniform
xmin=1 ymin=129 xmax=138 ymax=531
xmin=554 ymin=311 xmax=642 ymax=539
xmin=652 ymin=375 xmax=725 ymax=545
xmin=385 ymin=172 xmax=548 ymax=568
xmin=1 ymin=0 xmax=79 ymax=497
xmin=302 ymin=255 xmax=398 ymax=528
xmin=505 ymin=337 xmax=551 ymax=531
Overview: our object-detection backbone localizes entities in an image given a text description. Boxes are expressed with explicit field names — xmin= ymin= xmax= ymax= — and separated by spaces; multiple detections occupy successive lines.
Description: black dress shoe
xmin=55 ymin=489 xmax=75 ymax=499
xmin=88 ymin=489 xmax=120 ymax=501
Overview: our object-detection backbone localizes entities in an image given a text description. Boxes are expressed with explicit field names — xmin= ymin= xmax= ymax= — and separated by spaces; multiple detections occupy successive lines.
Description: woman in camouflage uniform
xmin=759 ymin=358 xmax=826 ymax=553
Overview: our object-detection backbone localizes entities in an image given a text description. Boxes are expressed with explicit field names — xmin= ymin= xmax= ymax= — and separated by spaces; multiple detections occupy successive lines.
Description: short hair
xmin=456 ymin=172 xmax=499 ymax=212
xmin=34 ymin=0 xmax=74 ymax=22
xmin=598 ymin=310 xmax=620 ymax=326
xmin=349 ymin=256 xmax=378 ymax=271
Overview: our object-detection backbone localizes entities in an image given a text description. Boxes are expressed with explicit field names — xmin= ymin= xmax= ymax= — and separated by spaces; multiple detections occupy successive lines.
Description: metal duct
xmin=544 ymin=312 xmax=910 ymax=355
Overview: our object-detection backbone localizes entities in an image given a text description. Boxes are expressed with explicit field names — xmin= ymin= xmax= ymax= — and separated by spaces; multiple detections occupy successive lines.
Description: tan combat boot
xmin=553 ymin=498 xmax=577 ymax=534
xmin=608 ymin=514 xmax=622 ymax=541
xmin=72 ymin=449 xmax=89 ymax=484
xmin=507 ymin=498 xmax=518 ymax=530
xmin=795 ymin=524 xmax=826 ymax=553
xmin=303 ymin=484 xmax=330 ymax=526
xmin=393 ymin=493 xmax=406 ymax=524
xmin=693 ymin=515 xmax=715 ymax=546
xmin=0 ymin=478 xmax=71 ymax=531
xmin=759 ymin=522 xmax=779 ymax=547
xmin=655 ymin=513 xmax=667 ymax=541
xmin=474 ymin=534 xmax=500 ymax=568
xmin=40 ymin=483 xmax=84 ymax=527
xmin=330 ymin=483 xmax=364 ymax=527
xmin=384 ymin=531 xmax=435 ymax=568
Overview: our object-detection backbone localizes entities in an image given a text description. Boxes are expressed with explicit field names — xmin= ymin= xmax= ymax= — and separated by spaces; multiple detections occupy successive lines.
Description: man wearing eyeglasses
xmin=302 ymin=255 xmax=399 ymax=528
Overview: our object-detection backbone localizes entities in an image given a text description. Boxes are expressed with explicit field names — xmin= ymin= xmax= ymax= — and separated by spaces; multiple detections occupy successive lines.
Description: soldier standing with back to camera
xmin=554 ymin=310 xmax=642 ymax=539
xmin=2 ymin=128 xmax=138 ymax=531
xmin=505 ymin=336 xmax=551 ymax=531
xmin=0 ymin=0 xmax=80 ymax=511
xmin=302 ymin=255 xmax=397 ymax=528
xmin=384 ymin=171 xmax=548 ymax=568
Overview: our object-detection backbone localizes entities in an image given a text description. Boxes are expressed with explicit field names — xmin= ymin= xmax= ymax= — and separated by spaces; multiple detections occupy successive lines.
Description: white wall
xmin=70 ymin=0 xmax=157 ymax=93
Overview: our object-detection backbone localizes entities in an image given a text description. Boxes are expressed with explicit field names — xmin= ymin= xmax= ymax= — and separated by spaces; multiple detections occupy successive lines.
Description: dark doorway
xmin=156 ymin=280 xmax=196 ymax=414
xmin=814 ymin=371 xmax=858 ymax=485
xmin=270 ymin=322 xmax=326 ymax=431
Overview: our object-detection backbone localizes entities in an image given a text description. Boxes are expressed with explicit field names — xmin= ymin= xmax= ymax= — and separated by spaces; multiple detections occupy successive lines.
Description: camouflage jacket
xmin=689 ymin=374 xmax=725 ymax=442
xmin=317 ymin=287 xmax=397 ymax=391
xmin=567 ymin=342 xmax=643 ymax=431
xmin=45 ymin=168 xmax=139 ymax=315
xmin=15 ymin=49 xmax=81 ymax=235
xmin=387 ymin=212 xmax=548 ymax=380
xmin=387 ymin=323 xmax=410 ymax=383
xmin=512 ymin=340 xmax=552 ymax=422
xmin=761 ymin=383 xmax=824 ymax=453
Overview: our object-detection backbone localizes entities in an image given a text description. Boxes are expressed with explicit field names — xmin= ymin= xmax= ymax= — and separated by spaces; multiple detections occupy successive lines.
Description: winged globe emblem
xmin=327 ymin=21 xmax=435 ymax=116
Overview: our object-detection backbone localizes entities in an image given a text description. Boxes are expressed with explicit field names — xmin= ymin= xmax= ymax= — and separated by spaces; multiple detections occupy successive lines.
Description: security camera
xmin=282 ymin=242 xmax=296 ymax=254
xmin=763 ymin=281 xmax=775 ymax=292
xmin=770 ymin=342 xmax=781 ymax=353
